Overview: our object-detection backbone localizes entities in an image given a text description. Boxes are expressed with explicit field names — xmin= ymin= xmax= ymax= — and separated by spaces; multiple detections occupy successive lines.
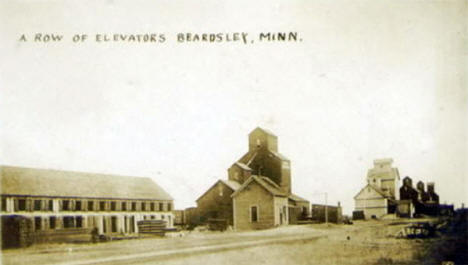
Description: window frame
xmin=34 ymin=199 xmax=42 ymax=211
xmin=62 ymin=200 xmax=70 ymax=211
xmin=99 ymin=201 xmax=106 ymax=211
xmin=1 ymin=197 xmax=6 ymax=211
xmin=250 ymin=205 xmax=259 ymax=223
xmin=34 ymin=216 xmax=42 ymax=230
xmin=75 ymin=200 xmax=82 ymax=211
xmin=49 ymin=216 xmax=56 ymax=229
xmin=18 ymin=199 xmax=26 ymax=211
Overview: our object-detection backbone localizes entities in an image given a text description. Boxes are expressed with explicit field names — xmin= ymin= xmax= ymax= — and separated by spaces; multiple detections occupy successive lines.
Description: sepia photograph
xmin=0 ymin=0 xmax=467 ymax=264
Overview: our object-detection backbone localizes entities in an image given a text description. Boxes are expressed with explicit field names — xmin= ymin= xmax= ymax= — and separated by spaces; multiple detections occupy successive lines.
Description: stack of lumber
xmin=137 ymin=220 xmax=167 ymax=236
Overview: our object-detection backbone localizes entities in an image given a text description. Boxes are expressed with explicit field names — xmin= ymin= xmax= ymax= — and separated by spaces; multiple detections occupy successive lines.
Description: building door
xmin=2 ymin=216 xmax=20 ymax=248
xmin=102 ymin=217 xmax=107 ymax=234
xmin=111 ymin=216 xmax=117 ymax=233
xmin=130 ymin=216 xmax=135 ymax=233
xmin=388 ymin=202 xmax=397 ymax=214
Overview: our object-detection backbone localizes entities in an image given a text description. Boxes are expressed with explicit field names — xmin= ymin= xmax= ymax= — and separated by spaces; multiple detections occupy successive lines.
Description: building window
xmin=76 ymin=216 xmax=83 ymax=228
xmin=75 ymin=201 xmax=82 ymax=211
xmin=1 ymin=198 xmax=6 ymax=211
xmin=121 ymin=202 xmax=127 ymax=211
xmin=99 ymin=201 xmax=106 ymax=211
xmin=88 ymin=201 xmax=94 ymax=211
xmin=35 ymin=217 xmax=42 ymax=230
xmin=151 ymin=215 xmax=155 ymax=219
xmin=159 ymin=202 xmax=164 ymax=211
xmin=18 ymin=199 xmax=26 ymax=211
xmin=111 ymin=217 xmax=117 ymax=233
xmin=63 ymin=216 xmax=75 ymax=228
xmin=218 ymin=184 xmax=223 ymax=197
xmin=49 ymin=216 xmax=56 ymax=229
xmin=251 ymin=206 xmax=258 ymax=222
xmin=34 ymin=200 xmax=42 ymax=211
xmin=111 ymin=202 xmax=116 ymax=211
xmin=48 ymin=200 xmax=53 ymax=211
xmin=141 ymin=202 xmax=146 ymax=211
xmin=62 ymin=200 xmax=70 ymax=211
xmin=132 ymin=202 xmax=137 ymax=211
xmin=150 ymin=202 xmax=155 ymax=211
xmin=167 ymin=203 xmax=172 ymax=211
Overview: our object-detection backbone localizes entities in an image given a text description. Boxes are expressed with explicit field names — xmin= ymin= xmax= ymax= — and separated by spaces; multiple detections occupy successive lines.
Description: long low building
xmin=0 ymin=166 xmax=174 ymax=248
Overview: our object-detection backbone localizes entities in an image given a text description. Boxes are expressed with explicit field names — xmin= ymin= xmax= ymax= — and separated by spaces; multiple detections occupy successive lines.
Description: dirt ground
xmin=1 ymin=219 xmax=438 ymax=265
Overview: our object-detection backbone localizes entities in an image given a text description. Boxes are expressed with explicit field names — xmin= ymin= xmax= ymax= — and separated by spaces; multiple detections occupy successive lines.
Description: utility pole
xmin=325 ymin=192 xmax=328 ymax=224
xmin=311 ymin=191 xmax=329 ymax=224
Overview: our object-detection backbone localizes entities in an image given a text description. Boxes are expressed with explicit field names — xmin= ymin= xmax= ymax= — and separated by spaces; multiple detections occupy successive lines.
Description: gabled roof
xmin=353 ymin=184 xmax=388 ymax=199
xmin=231 ymin=175 xmax=287 ymax=198
xmin=196 ymin=179 xmax=241 ymax=202
xmin=220 ymin=179 xmax=242 ymax=191
xmin=0 ymin=166 xmax=173 ymax=200
xmin=269 ymin=150 xmax=289 ymax=161
xmin=250 ymin=127 xmax=278 ymax=137
xmin=259 ymin=176 xmax=280 ymax=189
xmin=289 ymin=193 xmax=309 ymax=202
xmin=233 ymin=162 xmax=252 ymax=171
xmin=373 ymin=158 xmax=393 ymax=165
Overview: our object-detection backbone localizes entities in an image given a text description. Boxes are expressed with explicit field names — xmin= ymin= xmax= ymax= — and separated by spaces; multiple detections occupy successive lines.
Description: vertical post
xmin=325 ymin=192 xmax=328 ymax=224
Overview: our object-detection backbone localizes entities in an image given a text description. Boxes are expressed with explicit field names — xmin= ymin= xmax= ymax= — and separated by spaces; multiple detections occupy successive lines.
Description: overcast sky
xmin=1 ymin=0 xmax=466 ymax=214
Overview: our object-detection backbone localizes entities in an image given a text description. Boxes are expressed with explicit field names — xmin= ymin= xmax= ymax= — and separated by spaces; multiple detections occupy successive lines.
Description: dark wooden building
xmin=196 ymin=127 xmax=310 ymax=230
xmin=311 ymin=203 xmax=343 ymax=223
xmin=196 ymin=180 xmax=240 ymax=226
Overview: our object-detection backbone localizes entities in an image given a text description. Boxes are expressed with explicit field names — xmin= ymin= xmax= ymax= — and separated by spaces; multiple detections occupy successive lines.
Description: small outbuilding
xmin=232 ymin=175 xmax=289 ymax=230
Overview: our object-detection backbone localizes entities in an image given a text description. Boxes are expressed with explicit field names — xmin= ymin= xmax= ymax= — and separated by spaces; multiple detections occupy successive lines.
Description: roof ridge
xmin=260 ymin=176 xmax=280 ymax=188
xmin=1 ymin=166 xmax=173 ymax=200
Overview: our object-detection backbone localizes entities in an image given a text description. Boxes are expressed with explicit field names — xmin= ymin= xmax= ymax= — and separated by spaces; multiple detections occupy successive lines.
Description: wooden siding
xmin=233 ymin=181 xmax=275 ymax=230
xmin=196 ymin=181 xmax=234 ymax=225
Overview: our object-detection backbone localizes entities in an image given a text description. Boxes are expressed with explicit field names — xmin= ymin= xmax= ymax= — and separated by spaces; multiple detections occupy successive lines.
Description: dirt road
xmin=1 ymin=221 xmax=426 ymax=265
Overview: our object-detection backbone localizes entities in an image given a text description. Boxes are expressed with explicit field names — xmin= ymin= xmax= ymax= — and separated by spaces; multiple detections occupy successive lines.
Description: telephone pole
xmin=325 ymin=192 xmax=328 ymax=224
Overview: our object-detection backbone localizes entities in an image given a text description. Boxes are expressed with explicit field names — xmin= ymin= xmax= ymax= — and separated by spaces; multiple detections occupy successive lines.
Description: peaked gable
xmin=231 ymin=175 xmax=287 ymax=198
xmin=196 ymin=179 xmax=240 ymax=202
xmin=249 ymin=127 xmax=277 ymax=138
xmin=354 ymin=184 xmax=387 ymax=200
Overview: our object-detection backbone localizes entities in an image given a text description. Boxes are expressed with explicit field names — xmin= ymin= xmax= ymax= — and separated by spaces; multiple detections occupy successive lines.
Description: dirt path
xmin=1 ymin=221 xmax=425 ymax=265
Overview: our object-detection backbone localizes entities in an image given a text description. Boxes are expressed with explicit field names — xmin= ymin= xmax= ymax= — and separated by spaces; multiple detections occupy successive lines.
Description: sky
xmin=1 ymin=0 xmax=467 ymax=214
